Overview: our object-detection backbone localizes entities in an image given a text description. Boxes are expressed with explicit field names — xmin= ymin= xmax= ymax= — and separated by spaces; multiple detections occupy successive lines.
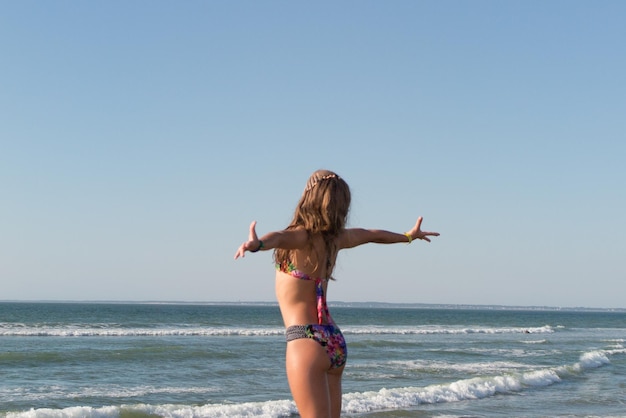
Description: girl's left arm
xmin=234 ymin=221 xmax=307 ymax=259
xmin=339 ymin=217 xmax=439 ymax=249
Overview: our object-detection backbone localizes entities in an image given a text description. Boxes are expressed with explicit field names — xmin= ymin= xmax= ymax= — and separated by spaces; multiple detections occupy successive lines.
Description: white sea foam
xmin=341 ymin=370 xmax=561 ymax=414
xmin=1 ymin=385 xmax=218 ymax=403
xmin=342 ymin=375 xmax=522 ymax=414
xmin=386 ymin=359 xmax=527 ymax=375
xmin=605 ymin=346 xmax=626 ymax=355
xmin=0 ymin=324 xmax=555 ymax=337
xmin=6 ymin=348 xmax=622 ymax=418
xmin=345 ymin=324 xmax=554 ymax=335
xmin=520 ymin=369 xmax=561 ymax=386
xmin=521 ymin=339 xmax=547 ymax=344
xmin=342 ymin=349 xmax=611 ymax=414
xmin=578 ymin=350 xmax=611 ymax=369
xmin=4 ymin=400 xmax=298 ymax=418
xmin=0 ymin=326 xmax=286 ymax=337
xmin=461 ymin=346 xmax=555 ymax=358
xmin=346 ymin=347 xmax=622 ymax=414
xmin=137 ymin=400 xmax=297 ymax=418
xmin=5 ymin=406 xmax=121 ymax=418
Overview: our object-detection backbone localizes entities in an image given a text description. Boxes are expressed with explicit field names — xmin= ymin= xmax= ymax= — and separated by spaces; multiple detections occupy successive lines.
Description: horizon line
xmin=1 ymin=299 xmax=624 ymax=312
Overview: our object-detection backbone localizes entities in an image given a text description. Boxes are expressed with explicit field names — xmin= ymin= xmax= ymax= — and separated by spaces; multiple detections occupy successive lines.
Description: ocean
xmin=1 ymin=302 xmax=624 ymax=417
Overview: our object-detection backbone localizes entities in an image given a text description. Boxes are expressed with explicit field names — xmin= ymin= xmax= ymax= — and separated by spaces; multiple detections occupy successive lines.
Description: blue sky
xmin=1 ymin=1 xmax=624 ymax=308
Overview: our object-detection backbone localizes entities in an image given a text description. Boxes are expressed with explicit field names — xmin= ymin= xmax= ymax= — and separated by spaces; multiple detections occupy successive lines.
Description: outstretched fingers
xmin=411 ymin=217 xmax=440 ymax=243
xmin=248 ymin=221 xmax=258 ymax=242
xmin=234 ymin=242 xmax=248 ymax=259
xmin=234 ymin=221 xmax=260 ymax=260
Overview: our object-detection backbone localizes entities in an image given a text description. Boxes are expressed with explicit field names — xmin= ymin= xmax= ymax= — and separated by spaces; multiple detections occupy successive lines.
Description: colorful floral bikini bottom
xmin=285 ymin=324 xmax=347 ymax=369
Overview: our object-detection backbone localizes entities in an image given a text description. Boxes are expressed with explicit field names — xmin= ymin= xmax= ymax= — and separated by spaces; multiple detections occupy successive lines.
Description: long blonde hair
xmin=274 ymin=169 xmax=351 ymax=279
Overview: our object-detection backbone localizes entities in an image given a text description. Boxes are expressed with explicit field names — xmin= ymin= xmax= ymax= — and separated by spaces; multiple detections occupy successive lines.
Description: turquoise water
xmin=1 ymin=302 xmax=625 ymax=417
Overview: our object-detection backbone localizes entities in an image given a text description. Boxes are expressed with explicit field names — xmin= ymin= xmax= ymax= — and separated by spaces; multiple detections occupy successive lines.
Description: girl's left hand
xmin=234 ymin=221 xmax=260 ymax=259
xmin=408 ymin=217 xmax=440 ymax=242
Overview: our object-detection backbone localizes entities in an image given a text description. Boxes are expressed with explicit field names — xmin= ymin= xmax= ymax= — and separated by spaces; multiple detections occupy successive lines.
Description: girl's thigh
xmin=285 ymin=339 xmax=332 ymax=417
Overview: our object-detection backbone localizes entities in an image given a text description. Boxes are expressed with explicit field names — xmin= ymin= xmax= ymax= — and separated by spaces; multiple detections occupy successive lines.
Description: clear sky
xmin=1 ymin=1 xmax=624 ymax=308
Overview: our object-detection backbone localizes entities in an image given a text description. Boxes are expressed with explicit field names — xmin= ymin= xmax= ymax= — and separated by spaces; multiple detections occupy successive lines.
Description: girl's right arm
xmin=339 ymin=217 xmax=439 ymax=250
xmin=234 ymin=221 xmax=308 ymax=259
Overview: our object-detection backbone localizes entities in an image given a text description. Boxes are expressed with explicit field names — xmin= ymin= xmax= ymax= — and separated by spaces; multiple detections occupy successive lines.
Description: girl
xmin=234 ymin=169 xmax=439 ymax=418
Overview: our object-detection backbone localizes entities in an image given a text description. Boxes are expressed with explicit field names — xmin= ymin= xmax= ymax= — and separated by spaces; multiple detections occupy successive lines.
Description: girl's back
xmin=275 ymin=232 xmax=335 ymax=327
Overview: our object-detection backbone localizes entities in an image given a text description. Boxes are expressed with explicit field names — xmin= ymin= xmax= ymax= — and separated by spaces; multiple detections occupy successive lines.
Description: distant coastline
xmin=1 ymin=300 xmax=624 ymax=312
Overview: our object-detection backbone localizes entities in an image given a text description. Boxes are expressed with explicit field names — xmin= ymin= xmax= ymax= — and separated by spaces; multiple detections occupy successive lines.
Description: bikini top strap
xmin=315 ymin=277 xmax=333 ymax=325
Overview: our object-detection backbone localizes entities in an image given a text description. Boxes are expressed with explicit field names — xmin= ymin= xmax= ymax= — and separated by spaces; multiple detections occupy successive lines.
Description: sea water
xmin=1 ymin=302 xmax=625 ymax=417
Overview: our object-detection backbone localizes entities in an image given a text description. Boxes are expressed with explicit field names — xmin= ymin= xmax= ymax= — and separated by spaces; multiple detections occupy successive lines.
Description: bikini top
xmin=276 ymin=261 xmax=333 ymax=325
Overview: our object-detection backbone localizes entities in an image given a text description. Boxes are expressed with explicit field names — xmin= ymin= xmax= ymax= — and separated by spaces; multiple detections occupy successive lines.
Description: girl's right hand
xmin=234 ymin=221 xmax=260 ymax=259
